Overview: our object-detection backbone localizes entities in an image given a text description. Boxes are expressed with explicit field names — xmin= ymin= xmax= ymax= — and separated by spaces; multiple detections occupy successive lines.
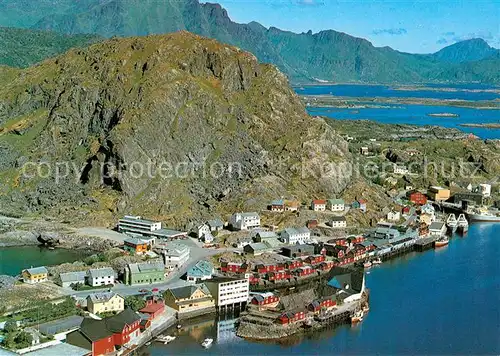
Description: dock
xmin=414 ymin=236 xmax=439 ymax=251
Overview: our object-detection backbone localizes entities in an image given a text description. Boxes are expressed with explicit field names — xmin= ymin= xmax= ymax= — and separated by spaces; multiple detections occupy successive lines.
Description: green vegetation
xmin=0 ymin=0 xmax=498 ymax=83
xmin=124 ymin=296 xmax=146 ymax=312
xmin=2 ymin=330 xmax=32 ymax=350
xmin=12 ymin=298 xmax=79 ymax=326
xmin=0 ymin=27 xmax=101 ymax=68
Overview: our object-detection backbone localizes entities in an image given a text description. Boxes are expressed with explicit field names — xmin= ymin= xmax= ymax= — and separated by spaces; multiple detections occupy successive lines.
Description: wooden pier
xmin=414 ymin=236 xmax=439 ymax=251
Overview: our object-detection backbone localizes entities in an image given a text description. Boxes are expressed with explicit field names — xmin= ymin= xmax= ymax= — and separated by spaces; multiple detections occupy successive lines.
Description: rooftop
xmin=60 ymin=271 xmax=87 ymax=283
xmin=128 ymin=261 xmax=165 ymax=274
xmin=87 ymin=267 xmax=114 ymax=279
xmin=87 ymin=291 xmax=121 ymax=303
xmin=25 ymin=266 xmax=48 ymax=275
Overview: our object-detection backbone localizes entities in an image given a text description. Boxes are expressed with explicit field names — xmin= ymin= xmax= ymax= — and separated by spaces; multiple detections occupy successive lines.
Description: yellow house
xmin=428 ymin=186 xmax=451 ymax=201
xmin=164 ymin=284 xmax=214 ymax=314
xmin=22 ymin=267 xmax=48 ymax=284
xmin=86 ymin=292 xmax=125 ymax=314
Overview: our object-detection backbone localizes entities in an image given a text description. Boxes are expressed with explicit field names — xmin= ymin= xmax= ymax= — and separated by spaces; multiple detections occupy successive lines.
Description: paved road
xmin=65 ymin=237 xmax=237 ymax=299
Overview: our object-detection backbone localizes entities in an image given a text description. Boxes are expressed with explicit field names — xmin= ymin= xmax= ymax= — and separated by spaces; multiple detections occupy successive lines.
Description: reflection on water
xmin=147 ymin=223 xmax=500 ymax=355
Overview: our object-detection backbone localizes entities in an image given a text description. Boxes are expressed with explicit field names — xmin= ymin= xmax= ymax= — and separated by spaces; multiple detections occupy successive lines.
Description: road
xmin=65 ymin=237 xmax=237 ymax=299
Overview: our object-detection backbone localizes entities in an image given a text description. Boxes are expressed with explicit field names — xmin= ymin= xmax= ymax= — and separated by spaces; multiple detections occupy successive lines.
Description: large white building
xmin=429 ymin=222 xmax=446 ymax=236
xmin=118 ymin=215 xmax=162 ymax=234
xmin=205 ymin=277 xmax=249 ymax=307
xmin=161 ymin=243 xmax=190 ymax=270
xmin=280 ymin=227 xmax=311 ymax=245
xmin=87 ymin=268 xmax=115 ymax=287
xmin=229 ymin=212 xmax=260 ymax=230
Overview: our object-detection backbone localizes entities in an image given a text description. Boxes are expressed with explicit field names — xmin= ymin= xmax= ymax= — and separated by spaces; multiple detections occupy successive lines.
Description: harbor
xmin=145 ymin=223 xmax=500 ymax=355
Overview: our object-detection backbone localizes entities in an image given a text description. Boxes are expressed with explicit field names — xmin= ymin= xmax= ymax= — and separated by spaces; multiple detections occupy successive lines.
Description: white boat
xmin=156 ymin=335 xmax=176 ymax=344
xmin=457 ymin=213 xmax=470 ymax=234
xmin=446 ymin=214 xmax=458 ymax=233
xmin=372 ymin=258 xmax=382 ymax=265
xmin=468 ymin=208 xmax=500 ymax=222
xmin=363 ymin=261 xmax=372 ymax=268
xmin=201 ymin=338 xmax=213 ymax=348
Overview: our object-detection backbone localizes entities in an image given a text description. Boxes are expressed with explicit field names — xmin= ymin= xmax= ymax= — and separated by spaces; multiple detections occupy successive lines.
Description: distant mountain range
xmin=0 ymin=0 xmax=498 ymax=84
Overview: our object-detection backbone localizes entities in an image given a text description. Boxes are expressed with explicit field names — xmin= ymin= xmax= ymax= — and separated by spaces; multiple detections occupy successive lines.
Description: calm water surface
xmin=147 ymin=223 xmax=500 ymax=355
xmin=297 ymin=84 xmax=500 ymax=140
xmin=295 ymin=84 xmax=500 ymax=101
xmin=0 ymin=246 xmax=85 ymax=276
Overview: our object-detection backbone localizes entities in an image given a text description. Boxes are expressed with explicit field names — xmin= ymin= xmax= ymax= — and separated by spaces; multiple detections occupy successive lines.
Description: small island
xmin=427 ymin=113 xmax=459 ymax=118
xmin=459 ymin=123 xmax=500 ymax=129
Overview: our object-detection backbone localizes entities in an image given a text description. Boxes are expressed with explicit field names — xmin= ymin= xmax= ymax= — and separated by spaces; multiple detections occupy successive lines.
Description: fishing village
xmin=0 ymin=168 xmax=498 ymax=355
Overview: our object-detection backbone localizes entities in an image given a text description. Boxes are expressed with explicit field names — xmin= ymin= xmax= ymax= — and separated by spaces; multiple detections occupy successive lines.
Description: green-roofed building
xmin=125 ymin=261 xmax=165 ymax=285
xmin=327 ymin=199 xmax=345 ymax=212
xmin=186 ymin=260 xmax=214 ymax=283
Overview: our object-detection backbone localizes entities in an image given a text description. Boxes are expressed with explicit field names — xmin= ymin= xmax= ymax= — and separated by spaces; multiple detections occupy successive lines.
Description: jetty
xmin=414 ymin=236 xmax=440 ymax=252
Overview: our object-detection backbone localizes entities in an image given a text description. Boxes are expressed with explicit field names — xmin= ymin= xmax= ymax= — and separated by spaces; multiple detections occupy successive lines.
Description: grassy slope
xmin=0 ymin=27 xmax=102 ymax=68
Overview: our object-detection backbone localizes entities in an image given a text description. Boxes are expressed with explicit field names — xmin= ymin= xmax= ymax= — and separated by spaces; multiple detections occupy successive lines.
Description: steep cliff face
xmin=0 ymin=32 xmax=351 ymax=226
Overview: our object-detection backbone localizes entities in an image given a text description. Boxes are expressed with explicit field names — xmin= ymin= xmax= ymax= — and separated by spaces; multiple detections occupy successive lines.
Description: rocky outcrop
xmin=0 ymin=32 xmax=351 ymax=226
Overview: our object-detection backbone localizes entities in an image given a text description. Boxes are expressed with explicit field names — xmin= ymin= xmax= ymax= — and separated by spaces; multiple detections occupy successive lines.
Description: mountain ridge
xmin=0 ymin=0 xmax=498 ymax=84
xmin=0 ymin=32 xmax=352 ymax=226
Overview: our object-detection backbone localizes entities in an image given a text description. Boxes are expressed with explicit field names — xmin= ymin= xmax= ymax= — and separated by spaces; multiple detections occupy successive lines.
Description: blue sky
xmin=212 ymin=0 xmax=500 ymax=53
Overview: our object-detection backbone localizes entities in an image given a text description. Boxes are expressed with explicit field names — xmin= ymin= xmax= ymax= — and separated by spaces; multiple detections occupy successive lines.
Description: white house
xmin=205 ymin=277 xmax=249 ymax=307
xmin=87 ymin=268 xmax=115 ymax=287
xmin=393 ymin=164 xmax=409 ymax=175
xmin=387 ymin=211 xmax=401 ymax=222
xmin=311 ymin=200 xmax=326 ymax=211
xmin=479 ymin=184 xmax=491 ymax=198
xmin=280 ymin=227 xmax=311 ymax=245
xmin=327 ymin=216 xmax=347 ymax=228
xmin=327 ymin=199 xmax=345 ymax=212
xmin=195 ymin=223 xmax=211 ymax=238
xmin=429 ymin=222 xmax=446 ymax=236
xmin=230 ymin=212 xmax=260 ymax=230
xmin=162 ymin=243 xmax=190 ymax=270
xmin=118 ymin=215 xmax=162 ymax=234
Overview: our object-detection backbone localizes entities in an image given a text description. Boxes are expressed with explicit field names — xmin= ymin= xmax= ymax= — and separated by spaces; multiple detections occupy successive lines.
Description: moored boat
xmin=435 ymin=236 xmax=449 ymax=248
xmin=351 ymin=310 xmax=363 ymax=324
xmin=457 ymin=213 xmax=469 ymax=234
xmin=363 ymin=261 xmax=372 ymax=268
xmin=372 ymin=258 xmax=382 ymax=265
xmin=156 ymin=335 xmax=176 ymax=344
xmin=201 ymin=338 xmax=214 ymax=348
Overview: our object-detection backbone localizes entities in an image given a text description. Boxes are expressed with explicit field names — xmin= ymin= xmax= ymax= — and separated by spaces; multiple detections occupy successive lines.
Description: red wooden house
xmin=304 ymin=255 xmax=325 ymax=265
xmin=408 ymin=191 xmax=427 ymax=205
xmin=307 ymin=296 xmax=336 ymax=313
xmin=294 ymin=266 xmax=316 ymax=277
xmin=105 ymin=309 xmax=141 ymax=346
xmin=352 ymin=244 xmax=367 ymax=261
xmin=324 ymin=244 xmax=347 ymax=259
xmin=284 ymin=260 xmax=303 ymax=270
xmin=339 ymin=251 xmax=355 ymax=265
xmin=277 ymin=309 xmax=307 ymax=325
xmin=347 ymin=236 xmax=364 ymax=245
xmin=306 ymin=219 xmax=318 ymax=229
xmin=327 ymin=238 xmax=347 ymax=246
xmin=402 ymin=206 xmax=411 ymax=214
xmin=138 ymin=298 xmax=165 ymax=320
xmin=251 ymin=293 xmax=280 ymax=308
xmin=268 ymin=270 xmax=291 ymax=282
xmin=66 ymin=318 xmax=115 ymax=356
xmin=248 ymin=273 xmax=260 ymax=285
xmin=221 ymin=262 xmax=248 ymax=273
xmin=318 ymin=260 xmax=336 ymax=271
xmin=255 ymin=263 xmax=284 ymax=274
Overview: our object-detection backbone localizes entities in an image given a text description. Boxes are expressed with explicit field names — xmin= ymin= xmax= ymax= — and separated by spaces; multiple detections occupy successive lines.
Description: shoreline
xmin=301 ymin=95 xmax=500 ymax=110
xmin=459 ymin=123 xmax=500 ymax=129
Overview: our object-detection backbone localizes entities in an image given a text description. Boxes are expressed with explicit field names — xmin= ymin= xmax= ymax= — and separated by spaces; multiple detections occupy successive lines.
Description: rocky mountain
xmin=430 ymin=38 xmax=499 ymax=63
xmin=0 ymin=32 xmax=351 ymax=227
xmin=0 ymin=27 xmax=101 ymax=68
xmin=0 ymin=0 xmax=498 ymax=84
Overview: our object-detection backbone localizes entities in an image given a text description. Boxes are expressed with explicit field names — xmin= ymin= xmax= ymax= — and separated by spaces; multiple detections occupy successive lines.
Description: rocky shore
xmin=0 ymin=215 xmax=118 ymax=251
